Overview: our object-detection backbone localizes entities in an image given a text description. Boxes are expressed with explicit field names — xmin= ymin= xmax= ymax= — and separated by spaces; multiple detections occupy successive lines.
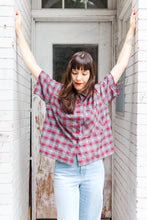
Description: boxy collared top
xmin=34 ymin=70 xmax=119 ymax=166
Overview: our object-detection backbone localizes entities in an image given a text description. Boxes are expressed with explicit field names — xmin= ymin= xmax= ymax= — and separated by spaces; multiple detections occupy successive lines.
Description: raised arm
xmin=110 ymin=8 xmax=136 ymax=84
xmin=15 ymin=10 xmax=41 ymax=80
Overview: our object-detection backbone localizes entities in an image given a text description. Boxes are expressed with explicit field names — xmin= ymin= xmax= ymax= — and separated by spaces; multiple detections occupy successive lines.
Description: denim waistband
xmin=55 ymin=154 xmax=104 ymax=177
xmin=73 ymin=154 xmax=103 ymax=167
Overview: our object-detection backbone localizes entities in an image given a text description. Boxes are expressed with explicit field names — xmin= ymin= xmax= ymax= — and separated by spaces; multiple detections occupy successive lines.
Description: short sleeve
xmin=33 ymin=70 xmax=61 ymax=103
xmin=95 ymin=72 xmax=120 ymax=105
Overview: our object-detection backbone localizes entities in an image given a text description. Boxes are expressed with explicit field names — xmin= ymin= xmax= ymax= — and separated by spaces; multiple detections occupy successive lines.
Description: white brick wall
xmin=0 ymin=0 xmax=31 ymax=219
xmin=136 ymin=0 xmax=147 ymax=219
xmin=112 ymin=0 xmax=147 ymax=220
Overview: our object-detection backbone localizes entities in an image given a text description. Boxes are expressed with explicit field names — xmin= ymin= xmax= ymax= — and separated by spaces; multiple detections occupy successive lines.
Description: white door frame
xmin=31 ymin=9 xmax=117 ymax=220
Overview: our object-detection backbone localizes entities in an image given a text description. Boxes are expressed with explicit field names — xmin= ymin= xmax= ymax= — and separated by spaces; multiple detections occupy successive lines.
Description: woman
xmin=15 ymin=8 xmax=136 ymax=220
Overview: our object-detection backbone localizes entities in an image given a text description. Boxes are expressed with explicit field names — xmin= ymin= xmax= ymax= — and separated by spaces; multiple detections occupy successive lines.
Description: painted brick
xmin=129 ymin=101 xmax=147 ymax=116
xmin=137 ymin=41 xmax=147 ymax=52
xmin=0 ymin=142 xmax=12 ymax=153
xmin=0 ymin=173 xmax=13 ymax=183
xmin=0 ymin=217 xmax=12 ymax=220
xmin=0 ymin=163 xmax=12 ymax=173
xmin=138 ymin=19 xmax=147 ymax=30
xmin=0 ymin=0 xmax=31 ymax=219
xmin=137 ymin=135 xmax=147 ymax=145
xmin=0 ymin=0 xmax=14 ymax=5
xmin=0 ymin=194 xmax=13 ymax=205
xmin=0 ymin=48 xmax=14 ymax=58
xmin=0 ymin=6 xmax=14 ymax=16
xmin=137 ymin=71 xmax=147 ymax=82
xmin=0 ymin=17 xmax=15 ymax=26
xmin=138 ymin=8 xmax=147 ymax=19
xmin=0 ymin=59 xmax=14 ymax=69
xmin=138 ymin=0 xmax=147 ymax=8
xmin=0 ymin=205 xmax=12 ymax=215
xmin=0 ymin=27 xmax=14 ymax=37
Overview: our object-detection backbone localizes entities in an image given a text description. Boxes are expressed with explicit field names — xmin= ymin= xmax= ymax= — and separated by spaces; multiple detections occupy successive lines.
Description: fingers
xmin=130 ymin=8 xmax=136 ymax=21
xmin=15 ymin=9 xmax=21 ymax=23
xmin=15 ymin=9 xmax=22 ymax=33
xmin=132 ymin=8 xmax=135 ymax=15
xmin=15 ymin=9 xmax=19 ymax=17
xmin=129 ymin=8 xmax=136 ymax=34
xmin=131 ymin=8 xmax=136 ymax=18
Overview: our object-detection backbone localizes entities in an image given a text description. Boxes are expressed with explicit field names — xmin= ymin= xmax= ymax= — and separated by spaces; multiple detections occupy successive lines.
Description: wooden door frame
xmin=31 ymin=9 xmax=117 ymax=220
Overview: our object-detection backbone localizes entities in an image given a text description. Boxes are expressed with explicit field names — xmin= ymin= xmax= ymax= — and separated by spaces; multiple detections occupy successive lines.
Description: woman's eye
xmin=72 ymin=72 xmax=87 ymax=76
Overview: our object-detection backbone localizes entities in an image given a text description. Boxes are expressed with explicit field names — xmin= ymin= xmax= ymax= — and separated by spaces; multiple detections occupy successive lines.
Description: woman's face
xmin=71 ymin=67 xmax=90 ymax=93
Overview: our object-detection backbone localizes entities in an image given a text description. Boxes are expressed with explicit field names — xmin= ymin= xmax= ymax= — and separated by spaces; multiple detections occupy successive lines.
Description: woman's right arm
xmin=15 ymin=10 xmax=41 ymax=80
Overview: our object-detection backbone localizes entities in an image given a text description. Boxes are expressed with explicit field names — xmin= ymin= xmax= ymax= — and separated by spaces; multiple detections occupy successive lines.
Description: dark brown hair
xmin=58 ymin=51 xmax=96 ymax=114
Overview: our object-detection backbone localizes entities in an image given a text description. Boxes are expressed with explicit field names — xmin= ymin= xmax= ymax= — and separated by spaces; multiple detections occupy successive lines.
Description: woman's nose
xmin=77 ymin=74 xmax=82 ymax=80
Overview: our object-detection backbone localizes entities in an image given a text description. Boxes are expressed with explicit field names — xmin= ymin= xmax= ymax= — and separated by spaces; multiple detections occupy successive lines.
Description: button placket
xmin=76 ymin=95 xmax=83 ymax=145
xmin=77 ymin=99 xmax=80 ymax=104
xmin=76 ymin=120 xmax=80 ymax=142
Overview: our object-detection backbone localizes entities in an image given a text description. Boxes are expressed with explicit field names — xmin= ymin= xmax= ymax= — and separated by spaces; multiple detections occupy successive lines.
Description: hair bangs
xmin=71 ymin=53 xmax=92 ymax=71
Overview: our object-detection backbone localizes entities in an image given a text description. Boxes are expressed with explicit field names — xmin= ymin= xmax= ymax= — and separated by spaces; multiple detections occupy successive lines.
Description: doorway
xmin=32 ymin=17 xmax=114 ymax=220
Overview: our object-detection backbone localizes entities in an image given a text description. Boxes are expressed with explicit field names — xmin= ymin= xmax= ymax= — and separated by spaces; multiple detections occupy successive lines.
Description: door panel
xmin=34 ymin=21 xmax=112 ymax=219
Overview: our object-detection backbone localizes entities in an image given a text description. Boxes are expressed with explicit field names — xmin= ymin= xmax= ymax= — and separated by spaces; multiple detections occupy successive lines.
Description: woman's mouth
xmin=76 ymin=83 xmax=82 ymax=85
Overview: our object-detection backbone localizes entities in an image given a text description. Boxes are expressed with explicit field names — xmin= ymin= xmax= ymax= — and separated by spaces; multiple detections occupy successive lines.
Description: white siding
xmin=112 ymin=0 xmax=137 ymax=220
xmin=0 ymin=0 xmax=31 ymax=219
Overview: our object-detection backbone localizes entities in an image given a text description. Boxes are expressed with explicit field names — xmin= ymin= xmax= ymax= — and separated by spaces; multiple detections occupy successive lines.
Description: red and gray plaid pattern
xmin=34 ymin=70 xmax=119 ymax=166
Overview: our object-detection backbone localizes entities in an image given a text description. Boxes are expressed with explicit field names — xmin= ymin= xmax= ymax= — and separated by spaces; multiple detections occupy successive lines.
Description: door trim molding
xmin=31 ymin=10 xmax=117 ymax=220
xmin=32 ymin=9 xmax=116 ymax=22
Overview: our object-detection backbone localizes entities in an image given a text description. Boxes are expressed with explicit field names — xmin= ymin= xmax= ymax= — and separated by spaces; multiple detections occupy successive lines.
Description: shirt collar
xmin=78 ymin=90 xmax=91 ymax=100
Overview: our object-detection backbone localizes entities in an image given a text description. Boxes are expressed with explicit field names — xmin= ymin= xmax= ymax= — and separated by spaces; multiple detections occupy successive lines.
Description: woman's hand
xmin=110 ymin=8 xmax=136 ymax=84
xmin=15 ymin=10 xmax=22 ymax=34
xmin=129 ymin=8 xmax=136 ymax=34
xmin=15 ymin=9 xmax=41 ymax=80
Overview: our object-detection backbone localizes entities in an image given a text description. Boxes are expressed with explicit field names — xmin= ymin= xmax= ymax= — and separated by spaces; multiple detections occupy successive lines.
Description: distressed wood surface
xmin=33 ymin=98 xmax=57 ymax=218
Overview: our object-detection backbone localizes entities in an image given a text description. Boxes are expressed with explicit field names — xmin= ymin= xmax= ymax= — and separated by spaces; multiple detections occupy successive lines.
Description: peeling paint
xmin=35 ymin=100 xmax=57 ymax=218
xmin=36 ymin=155 xmax=56 ymax=218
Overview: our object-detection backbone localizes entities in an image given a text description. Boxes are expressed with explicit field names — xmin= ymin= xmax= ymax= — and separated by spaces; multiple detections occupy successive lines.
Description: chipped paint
xmin=36 ymin=155 xmax=56 ymax=218
xmin=102 ymin=162 xmax=112 ymax=218
xmin=34 ymin=99 xmax=57 ymax=218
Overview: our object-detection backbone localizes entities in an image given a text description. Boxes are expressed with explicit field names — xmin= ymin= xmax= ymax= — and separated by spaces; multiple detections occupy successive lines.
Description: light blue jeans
xmin=53 ymin=155 xmax=105 ymax=220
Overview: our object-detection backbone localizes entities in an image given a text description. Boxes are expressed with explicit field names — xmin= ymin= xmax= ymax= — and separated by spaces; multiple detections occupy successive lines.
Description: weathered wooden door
xmin=32 ymin=20 xmax=113 ymax=219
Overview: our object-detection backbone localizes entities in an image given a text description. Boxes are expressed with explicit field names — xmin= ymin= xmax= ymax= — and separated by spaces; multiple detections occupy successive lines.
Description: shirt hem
xmin=39 ymin=149 xmax=114 ymax=166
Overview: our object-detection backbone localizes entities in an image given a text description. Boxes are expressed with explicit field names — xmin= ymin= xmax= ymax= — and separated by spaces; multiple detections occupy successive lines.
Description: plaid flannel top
xmin=34 ymin=70 xmax=119 ymax=166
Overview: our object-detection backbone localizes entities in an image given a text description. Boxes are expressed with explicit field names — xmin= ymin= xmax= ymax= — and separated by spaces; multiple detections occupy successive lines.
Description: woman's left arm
xmin=110 ymin=8 xmax=136 ymax=84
